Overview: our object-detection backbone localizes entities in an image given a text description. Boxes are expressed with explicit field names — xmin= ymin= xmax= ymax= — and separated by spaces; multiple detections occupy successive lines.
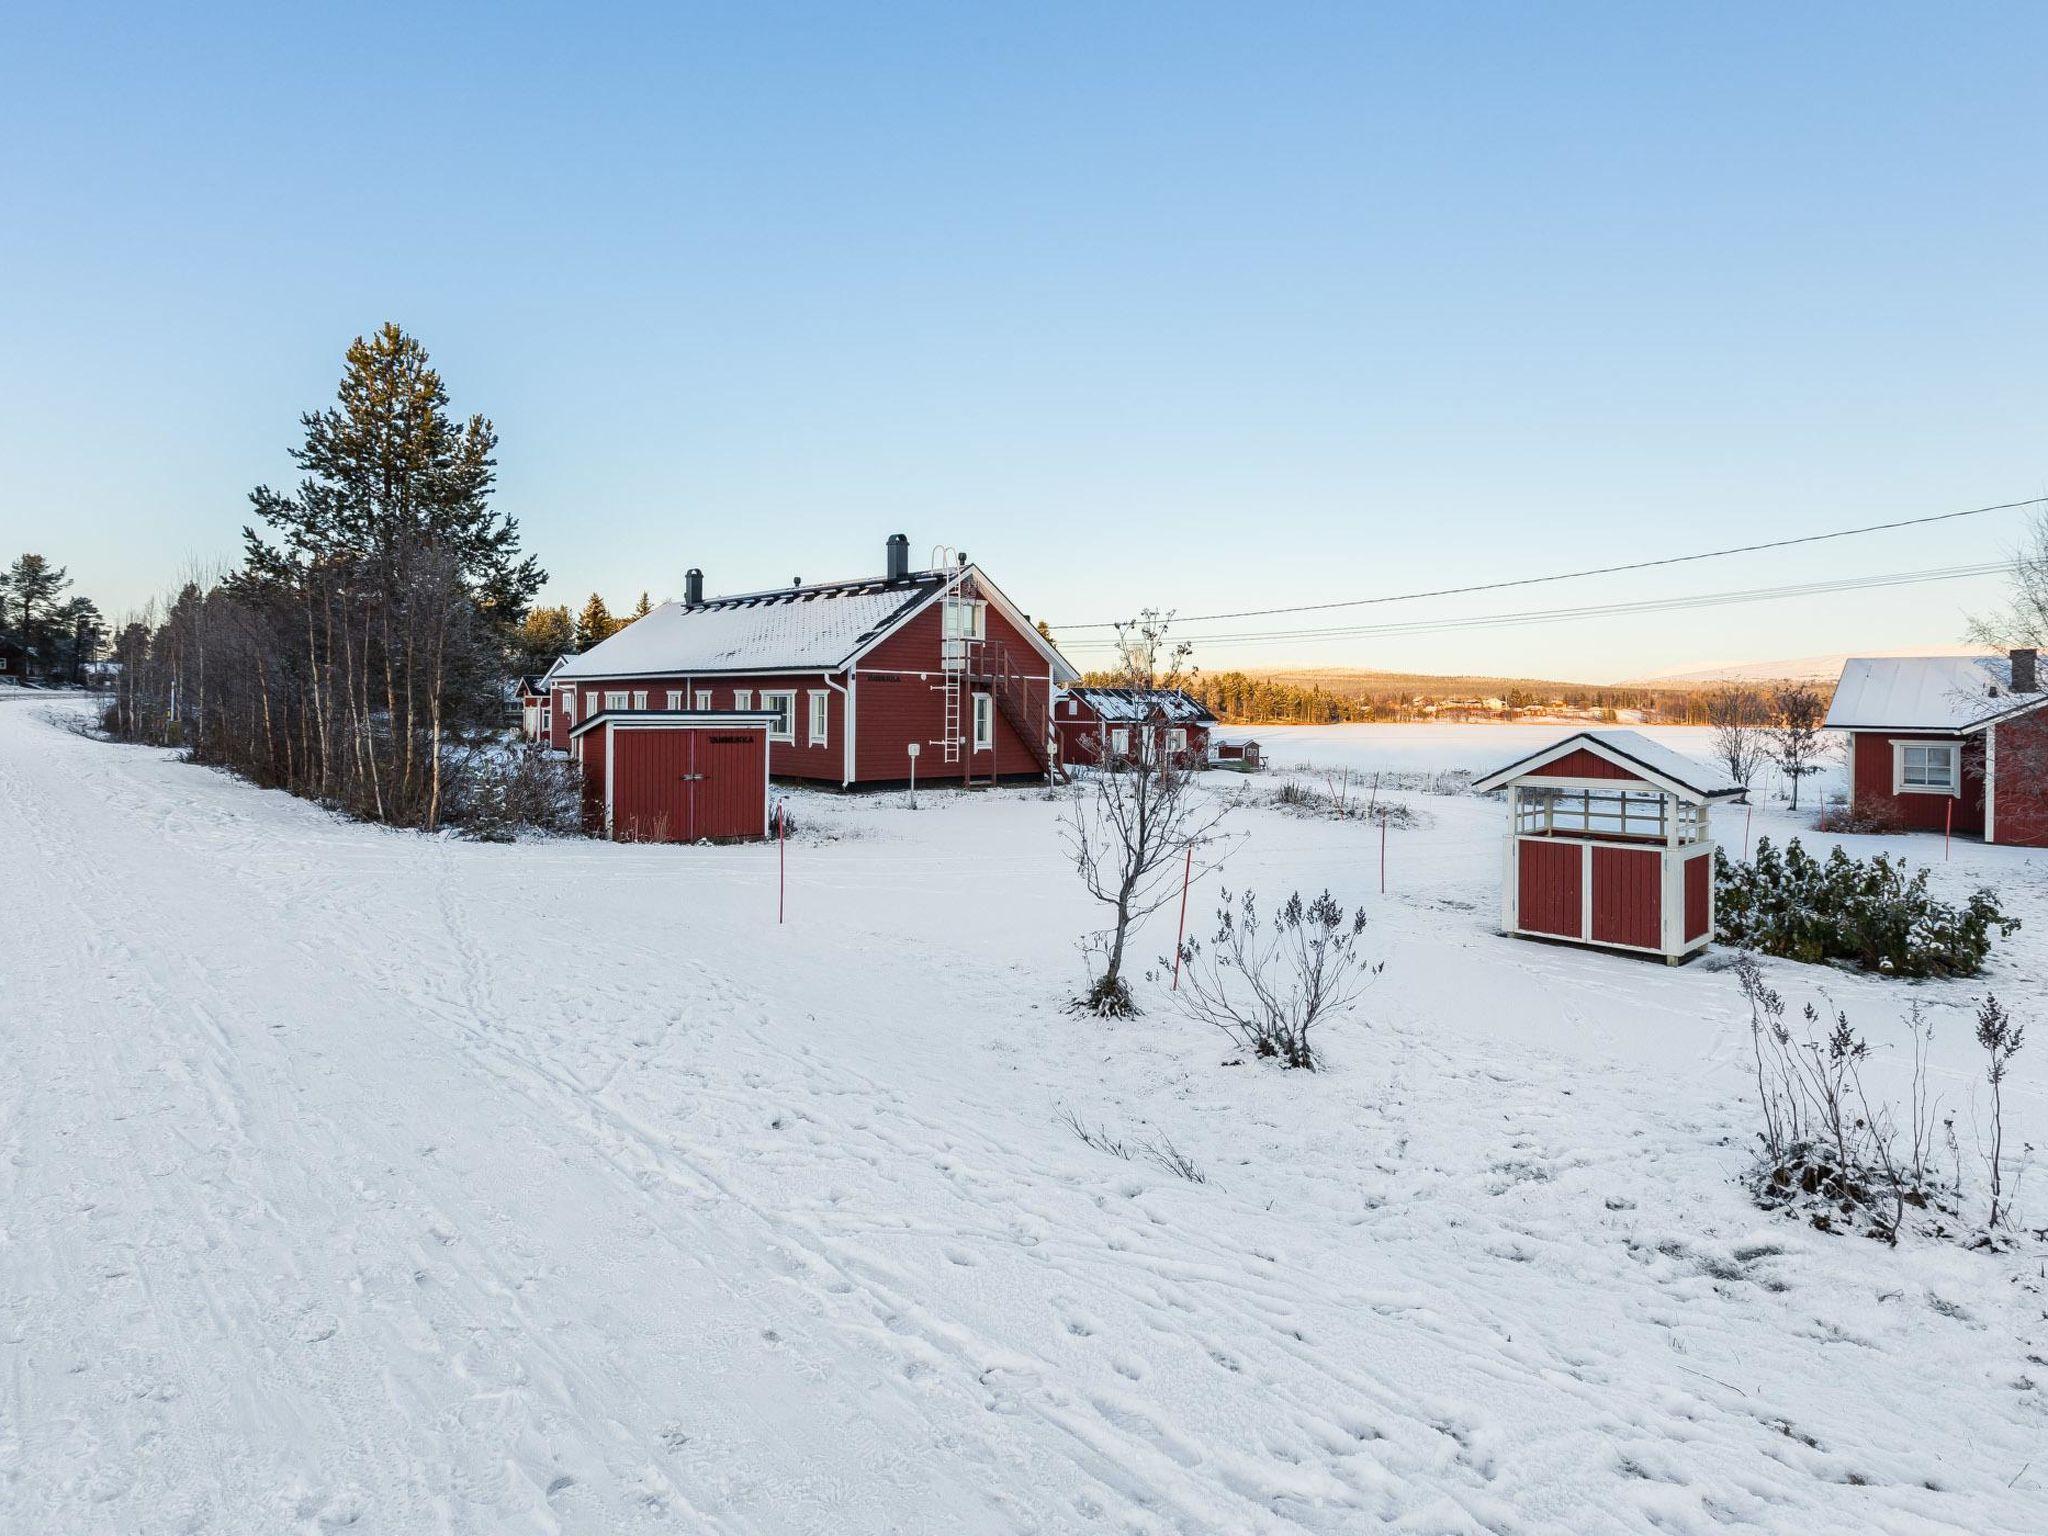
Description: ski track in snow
xmin=2 ymin=698 xmax=2045 ymax=1534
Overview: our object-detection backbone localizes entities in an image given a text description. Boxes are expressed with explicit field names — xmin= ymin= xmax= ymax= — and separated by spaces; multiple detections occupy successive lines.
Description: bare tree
xmin=1707 ymin=687 xmax=1770 ymax=796
xmin=1768 ymin=684 xmax=1827 ymax=810
xmin=1975 ymin=995 xmax=2025 ymax=1229
xmin=1062 ymin=610 xmax=1232 ymax=1016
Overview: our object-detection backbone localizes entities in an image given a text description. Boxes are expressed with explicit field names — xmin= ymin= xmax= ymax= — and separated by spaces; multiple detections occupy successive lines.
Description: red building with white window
xmin=548 ymin=535 xmax=1079 ymax=788
xmin=1052 ymin=687 xmax=1215 ymax=769
xmin=1824 ymin=650 xmax=2048 ymax=846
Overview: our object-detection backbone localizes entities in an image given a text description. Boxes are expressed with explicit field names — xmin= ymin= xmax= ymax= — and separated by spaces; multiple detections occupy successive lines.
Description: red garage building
xmin=1473 ymin=730 xmax=1743 ymax=963
xmin=570 ymin=710 xmax=774 ymax=842
xmin=549 ymin=535 xmax=1079 ymax=788
xmin=1825 ymin=650 xmax=2048 ymax=847
xmin=1053 ymin=687 xmax=1215 ymax=770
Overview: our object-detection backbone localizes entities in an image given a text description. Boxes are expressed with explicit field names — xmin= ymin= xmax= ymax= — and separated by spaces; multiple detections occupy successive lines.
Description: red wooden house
xmin=1824 ymin=650 xmax=2048 ymax=846
xmin=1053 ymin=687 xmax=1216 ymax=770
xmin=1473 ymin=730 xmax=1743 ymax=963
xmin=549 ymin=535 xmax=1079 ymax=788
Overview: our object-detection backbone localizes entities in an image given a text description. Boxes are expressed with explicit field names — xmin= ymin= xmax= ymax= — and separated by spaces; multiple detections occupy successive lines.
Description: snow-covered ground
xmin=3 ymin=702 xmax=2044 ymax=1535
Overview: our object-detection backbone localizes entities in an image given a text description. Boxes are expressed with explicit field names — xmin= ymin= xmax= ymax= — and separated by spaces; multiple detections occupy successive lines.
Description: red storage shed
xmin=1472 ymin=730 xmax=1743 ymax=964
xmin=569 ymin=711 xmax=774 ymax=843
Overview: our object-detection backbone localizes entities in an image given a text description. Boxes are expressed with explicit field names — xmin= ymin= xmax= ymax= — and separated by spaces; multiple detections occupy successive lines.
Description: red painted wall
xmin=1991 ymin=713 xmax=2048 ymax=847
xmin=854 ymin=596 xmax=1054 ymax=783
xmin=1684 ymin=851 xmax=1712 ymax=942
xmin=1591 ymin=845 xmax=1661 ymax=950
xmin=1517 ymin=839 xmax=1582 ymax=937
xmin=1850 ymin=732 xmax=1984 ymax=835
xmin=1533 ymin=748 xmax=1644 ymax=783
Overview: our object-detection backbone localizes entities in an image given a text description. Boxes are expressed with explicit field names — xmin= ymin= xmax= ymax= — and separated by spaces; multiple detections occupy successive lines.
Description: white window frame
xmin=760 ymin=690 xmax=797 ymax=743
xmin=542 ymin=708 xmax=551 ymax=736
xmin=972 ymin=693 xmax=994 ymax=751
xmin=666 ymin=689 xmax=683 ymax=710
xmin=1167 ymin=727 xmax=1188 ymax=754
xmin=807 ymin=689 xmax=830 ymax=747
xmin=1893 ymin=739 xmax=1961 ymax=797
xmin=1109 ymin=726 xmax=1131 ymax=757
xmin=695 ymin=690 xmax=711 ymax=709
xmin=560 ymin=690 xmax=574 ymax=722
xmin=733 ymin=689 xmax=752 ymax=710
xmin=604 ymin=690 xmax=630 ymax=712
xmin=586 ymin=690 xmax=599 ymax=716
xmin=942 ymin=600 xmax=988 ymax=641
xmin=631 ymin=690 xmax=648 ymax=711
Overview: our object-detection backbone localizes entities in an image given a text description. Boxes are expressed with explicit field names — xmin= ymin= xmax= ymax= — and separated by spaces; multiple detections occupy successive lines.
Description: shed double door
xmin=1516 ymin=838 xmax=1662 ymax=950
xmin=612 ymin=728 xmax=765 ymax=842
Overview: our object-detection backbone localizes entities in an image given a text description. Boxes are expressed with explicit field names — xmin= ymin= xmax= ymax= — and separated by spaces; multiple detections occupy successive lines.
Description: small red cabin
xmin=1473 ymin=730 xmax=1743 ymax=964
xmin=1212 ymin=737 xmax=1262 ymax=770
xmin=1053 ymin=687 xmax=1215 ymax=770
xmin=569 ymin=711 xmax=773 ymax=842
xmin=1825 ymin=651 xmax=2048 ymax=847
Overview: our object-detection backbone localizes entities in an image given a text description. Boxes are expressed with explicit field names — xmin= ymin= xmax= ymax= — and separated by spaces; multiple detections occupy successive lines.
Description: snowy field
xmin=3 ymin=700 xmax=2046 ymax=1534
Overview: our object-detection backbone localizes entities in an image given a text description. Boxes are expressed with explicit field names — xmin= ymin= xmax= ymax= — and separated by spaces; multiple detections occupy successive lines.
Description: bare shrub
xmin=1171 ymin=888 xmax=1381 ymax=1070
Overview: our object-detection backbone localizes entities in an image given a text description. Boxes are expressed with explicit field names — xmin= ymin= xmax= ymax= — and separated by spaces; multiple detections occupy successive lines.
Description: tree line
xmin=0 ymin=553 xmax=104 ymax=683
xmin=101 ymin=324 xmax=572 ymax=834
xmin=511 ymin=590 xmax=653 ymax=672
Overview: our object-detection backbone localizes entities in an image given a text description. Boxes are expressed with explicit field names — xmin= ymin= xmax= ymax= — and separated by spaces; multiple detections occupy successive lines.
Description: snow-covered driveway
xmin=2 ymin=701 xmax=2042 ymax=1534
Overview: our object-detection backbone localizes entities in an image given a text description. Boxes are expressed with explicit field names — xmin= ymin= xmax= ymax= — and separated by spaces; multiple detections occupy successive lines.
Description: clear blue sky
xmin=2 ymin=2 xmax=2043 ymax=681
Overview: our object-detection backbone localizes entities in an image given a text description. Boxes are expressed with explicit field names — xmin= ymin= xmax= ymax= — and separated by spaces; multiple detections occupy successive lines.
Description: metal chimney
xmin=886 ymin=533 xmax=910 ymax=583
xmin=684 ymin=568 xmax=704 ymax=607
xmin=2013 ymin=647 xmax=2039 ymax=693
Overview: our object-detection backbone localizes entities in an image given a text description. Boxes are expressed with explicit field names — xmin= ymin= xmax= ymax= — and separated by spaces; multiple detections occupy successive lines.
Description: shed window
xmin=972 ymin=693 xmax=994 ymax=751
xmin=761 ymin=690 xmax=796 ymax=743
xmin=808 ymin=690 xmax=830 ymax=746
xmin=1895 ymin=741 xmax=1960 ymax=795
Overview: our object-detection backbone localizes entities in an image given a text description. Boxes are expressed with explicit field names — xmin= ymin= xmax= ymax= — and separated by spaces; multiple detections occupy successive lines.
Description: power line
xmin=1055 ymin=561 xmax=2007 ymax=651
xmin=1051 ymin=495 xmax=2043 ymax=632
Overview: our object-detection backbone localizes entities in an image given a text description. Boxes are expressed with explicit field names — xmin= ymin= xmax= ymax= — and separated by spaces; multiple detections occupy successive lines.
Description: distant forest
xmin=1078 ymin=667 xmax=1836 ymax=727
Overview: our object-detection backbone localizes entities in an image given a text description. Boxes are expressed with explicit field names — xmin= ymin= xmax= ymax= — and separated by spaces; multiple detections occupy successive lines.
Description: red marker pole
xmin=1743 ymin=803 xmax=1753 ymax=860
xmin=777 ymin=801 xmax=787 ymax=924
xmin=1380 ymin=814 xmax=1388 ymax=894
xmin=1171 ymin=845 xmax=1193 ymax=990
xmin=1945 ymin=797 xmax=1953 ymax=862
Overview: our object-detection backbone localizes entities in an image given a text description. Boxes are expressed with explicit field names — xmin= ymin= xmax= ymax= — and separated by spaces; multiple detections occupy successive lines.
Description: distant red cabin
xmin=1473 ymin=731 xmax=1743 ymax=964
xmin=569 ymin=711 xmax=773 ymax=842
xmin=1053 ymin=687 xmax=1215 ymax=770
xmin=549 ymin=535 xmax=1078 ymax=789
xmin=1826 ymin=651 xmax=2048 ymax=847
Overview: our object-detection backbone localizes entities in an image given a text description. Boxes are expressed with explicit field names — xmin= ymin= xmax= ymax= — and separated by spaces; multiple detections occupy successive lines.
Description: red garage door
xmin=1591 ymin=845 xmax=1661 ymax=950
xmin=611 ymin=726 xmax=767 ymax=842
xmin=1517 ymin=839 xmax=1582 ymax=938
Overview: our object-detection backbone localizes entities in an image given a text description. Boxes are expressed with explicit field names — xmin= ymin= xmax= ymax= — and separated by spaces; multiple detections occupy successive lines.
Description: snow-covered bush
xmin=1271 ymin=774 xmax=1423 ymax=827
xmin=1716 ymin=837 xmax=2017 ymax=978
xmin=445 ymin=747 xmax=582 ymax=840
xmin=1170 ymin=888 xmax=1380 ymax=1070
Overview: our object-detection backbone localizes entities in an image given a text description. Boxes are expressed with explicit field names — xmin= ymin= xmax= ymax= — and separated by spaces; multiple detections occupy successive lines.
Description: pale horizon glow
xmin=2 ymin=3 xmax=2043 ymax=684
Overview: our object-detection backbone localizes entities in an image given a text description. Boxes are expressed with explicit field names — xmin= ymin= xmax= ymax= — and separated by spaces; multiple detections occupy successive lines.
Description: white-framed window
xmin=632 ymin=690 xmax=648 ymax=711
xmin=1110 ymin=726 xmax=1131 ymax=756
xmin=561 ymin=690 xmax=575 ymax=721
xmin=972 ymin=693 xmax=994 ymax=751
xmin=695 ymin=690 xmax=711 ymax=709
xmin=586 ymin=690 xmax=598 ymax=716
xmin=666 ymin=690 xmax=683 ymax=710
xmin=808 ymin=690 xmax=830 ymax=746
xmin=734 ymin=689 xmax=752 ymax=710
xmin=760 ymin=690 xmax=796 ymax=743
xmin=542 ymin=708 xmax=551 ymax=736
xmin=604 ymin=690 xmax=629 ymax=712
xmin=1167 ymin=727 xmax=1188 ymax=754
xmin=942 ymin=600 xmax=987 ymax=641
xmin=1894 ymin=740 xmax=1961 ymax=796
xmin=1066 ymin=699 xmax=1080 ymax=717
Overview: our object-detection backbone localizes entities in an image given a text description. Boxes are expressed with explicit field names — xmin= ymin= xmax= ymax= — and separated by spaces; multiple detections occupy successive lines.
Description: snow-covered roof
xmin=1472 ymin=729 xmax=1743 ymax=801
xmin=555 ymin=573 xmax=950 ymax=681
xmin=1061 ymin=687 xmax=1215 ymax=724
xmin=1824 ymin=655 xmax=2046 ymax=733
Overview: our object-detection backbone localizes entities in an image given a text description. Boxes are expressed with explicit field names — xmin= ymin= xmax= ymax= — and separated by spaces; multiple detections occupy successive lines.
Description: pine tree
xmin=576 ymin=594 xmax=617 ymax=650
xmin=6 ymin=553 xmax=71 ymax=655
xmin=516 ymin=605 xmax=576 ymax=668
xmin=629 ymin=591 xmax=653 ymax=623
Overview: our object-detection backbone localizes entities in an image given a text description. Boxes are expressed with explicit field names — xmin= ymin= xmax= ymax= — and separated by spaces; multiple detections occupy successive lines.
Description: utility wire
xmin=1055 ymin=561 xmax=2007 ymax=651
xmin=1051 ymin=496 xmax=2043 ymax=632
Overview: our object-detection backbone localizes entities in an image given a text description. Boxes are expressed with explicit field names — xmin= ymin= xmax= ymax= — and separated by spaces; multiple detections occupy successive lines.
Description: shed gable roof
xmin=1471 ymin=729 xmax=1742 ymax=802
xmin=1824 ymin=655 xmax=2047 ymax=733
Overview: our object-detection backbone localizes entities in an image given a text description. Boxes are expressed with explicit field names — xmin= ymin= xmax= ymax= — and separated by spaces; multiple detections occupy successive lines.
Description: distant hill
xmin=1626 ymin=647 xmax=1989 ymax=686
